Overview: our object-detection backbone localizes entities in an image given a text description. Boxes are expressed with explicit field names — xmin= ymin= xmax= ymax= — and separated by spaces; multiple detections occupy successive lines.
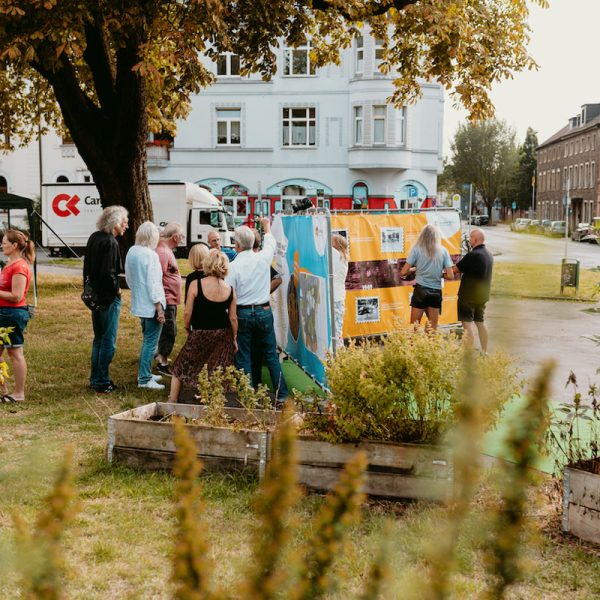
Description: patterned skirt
xmin=171 ymin=328 xmax=235 ymax=389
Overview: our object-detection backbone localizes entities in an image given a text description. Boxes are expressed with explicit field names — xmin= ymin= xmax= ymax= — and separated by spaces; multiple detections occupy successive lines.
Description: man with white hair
xmin=453 ymin=228 xmax=494 ymax=354
xmin=226 ymin=218 xmax=289 ymax=402
xmin=155 ymin=222 xmax=183 ymax=374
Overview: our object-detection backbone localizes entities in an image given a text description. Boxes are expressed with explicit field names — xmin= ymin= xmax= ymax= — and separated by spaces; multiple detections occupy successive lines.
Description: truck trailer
xmin=41 ymin=181 xmax=235 ymax=255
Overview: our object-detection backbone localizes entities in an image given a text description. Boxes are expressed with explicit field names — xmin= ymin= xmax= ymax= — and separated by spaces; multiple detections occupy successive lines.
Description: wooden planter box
xmin=107 ymin=402 xmax=276 ymax=478
xmin=562 ymin=464 xmax=600 ymax=544
xmin=295 ymin=436 xmax=452 ymax=501
xmin=107 ymin=403 xmax=453 ymax=501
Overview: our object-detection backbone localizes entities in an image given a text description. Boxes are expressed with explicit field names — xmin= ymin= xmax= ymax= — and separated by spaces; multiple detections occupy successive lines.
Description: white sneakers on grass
xmin=138 ymin=377 xmax=165 ymax=390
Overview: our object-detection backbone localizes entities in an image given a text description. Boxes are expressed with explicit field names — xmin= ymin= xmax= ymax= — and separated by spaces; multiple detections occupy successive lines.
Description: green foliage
xmin=311 ymin=328 xmax=520 ymax=444
xmin=449 ymin=119 xmax=519 ymax=222
xmin=171 ymin=417 xmax=215 ymax=600
xmin=485 ymin=362 xmax=553 ymax=598
xmin=292 ymin=451 xmax=367 ymax=600
xmin=545 ymin=371 xmax=600 ymax=473
xmin=515 ymin=127 xmax=538 ymax=210
xmin=13 ymin=446 xmax=79 ymax=600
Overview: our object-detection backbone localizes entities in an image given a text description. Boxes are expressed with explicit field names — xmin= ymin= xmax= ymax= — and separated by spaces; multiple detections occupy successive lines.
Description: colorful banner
xmin=271 ymin=210 xmax=462 ymax=385
xmin=271 ymin=214 xmax=332 ymax=386
xmin=331 ymin=211 xmax=462 ymax=338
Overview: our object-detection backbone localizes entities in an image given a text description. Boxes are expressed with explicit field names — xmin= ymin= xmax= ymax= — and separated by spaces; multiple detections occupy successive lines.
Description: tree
xmin=0 ymin=0 xmax=548 ymax=242
xmin=449 ymin=120 xmax=519 ymax=223
xmin=515 ymin=127 xmax=538 ymax=210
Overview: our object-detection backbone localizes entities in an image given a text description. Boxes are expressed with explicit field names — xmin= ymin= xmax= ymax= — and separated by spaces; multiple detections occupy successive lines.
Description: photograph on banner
xmin=331 ymin=211 xmax=461 ymax=338
xmin=271 ymin=214 xmax=332 ymax=386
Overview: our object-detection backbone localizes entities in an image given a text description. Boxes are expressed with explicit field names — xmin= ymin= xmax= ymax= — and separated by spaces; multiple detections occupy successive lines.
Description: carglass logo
xmin=52 ymin=194 xmax=81 ymax=217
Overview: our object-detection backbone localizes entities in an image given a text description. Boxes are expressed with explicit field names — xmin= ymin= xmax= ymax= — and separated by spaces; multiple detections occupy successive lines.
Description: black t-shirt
xmin=456 ymin=244 xmax=493 ymax=304
xmin=190 ymin=279 xmax=233 ymax=330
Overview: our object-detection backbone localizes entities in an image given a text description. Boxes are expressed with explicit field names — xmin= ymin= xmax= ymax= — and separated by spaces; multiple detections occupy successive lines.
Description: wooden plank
xmin=296 ymin=464 xmax=451 ymax=502
xmin=295 ymin=437 xmax=451 ymax=478
xmin=567 ymin=504 xmax=600 ymax=545
xmin=111 ymin=446 xmax=261 ymax=474
xmin=110 ymin=402 xmax=159 ymax=422
xmin=565 ymin=467 xmax=600 ymax=511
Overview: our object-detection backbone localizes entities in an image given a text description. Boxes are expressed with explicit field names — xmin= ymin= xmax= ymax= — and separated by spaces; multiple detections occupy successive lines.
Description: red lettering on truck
xmin=52 ymin=194 xmax=81 ymax=217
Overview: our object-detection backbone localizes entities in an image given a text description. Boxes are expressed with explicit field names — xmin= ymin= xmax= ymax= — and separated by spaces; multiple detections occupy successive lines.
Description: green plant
xmin=545 ymin=371 xmax=600 ymax=474
xmin=309 ymin=328 xmax=521 ymax=445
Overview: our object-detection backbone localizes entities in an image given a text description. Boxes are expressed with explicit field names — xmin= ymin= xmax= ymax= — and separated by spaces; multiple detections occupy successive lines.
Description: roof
xmin=0 ymin=192 xmax=36 ymax=211
xmin=538 ymin=113 xmax=600 ymax=149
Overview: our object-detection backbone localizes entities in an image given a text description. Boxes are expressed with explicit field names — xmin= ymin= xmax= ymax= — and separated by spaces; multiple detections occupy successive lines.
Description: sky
xmin=443 ymin=0 xmax=600 ymax=157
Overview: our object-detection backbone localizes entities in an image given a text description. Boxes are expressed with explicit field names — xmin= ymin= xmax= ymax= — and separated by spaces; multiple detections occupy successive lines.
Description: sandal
xmin=1 ymin=394 xmax=24 ymax=403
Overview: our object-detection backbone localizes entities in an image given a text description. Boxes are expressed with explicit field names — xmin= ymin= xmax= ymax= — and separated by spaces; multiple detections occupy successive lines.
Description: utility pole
xmin=531 ymin=170 xmax=536 ymax=216
xmin=565 ymin=177 xmax=570 ymax=259
xmin=467 ymin=183 xmax=473 ymax=236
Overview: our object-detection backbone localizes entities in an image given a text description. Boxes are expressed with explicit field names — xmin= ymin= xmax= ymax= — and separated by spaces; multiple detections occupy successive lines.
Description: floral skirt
xmin=171 ymin=328 xmax=235 ymax=389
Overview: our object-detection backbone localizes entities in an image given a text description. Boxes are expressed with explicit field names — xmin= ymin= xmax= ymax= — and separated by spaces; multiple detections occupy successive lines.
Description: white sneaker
xmin=151 ymin=374 xmax=162 ymax=382
xmin=138 ymin=379 xmax=165 ymax=390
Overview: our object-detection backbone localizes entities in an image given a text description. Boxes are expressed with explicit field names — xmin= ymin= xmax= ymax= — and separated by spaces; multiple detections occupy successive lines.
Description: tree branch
xmin=311 ymin=0 xmax=418 ymax=18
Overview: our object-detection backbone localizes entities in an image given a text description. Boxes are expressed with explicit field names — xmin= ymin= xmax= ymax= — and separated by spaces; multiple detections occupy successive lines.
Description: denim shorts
xmin=0 ymin=306 xmax=31 ymax=347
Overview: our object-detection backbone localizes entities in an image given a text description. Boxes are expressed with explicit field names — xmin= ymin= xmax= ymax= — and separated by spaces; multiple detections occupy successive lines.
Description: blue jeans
xmin=90 ymin=296 xmax=121 ymax=388
xmin=138 ymin=317 xmax=163 ymax=384
xmin=236 ymin=306 xmax=288 ymax=399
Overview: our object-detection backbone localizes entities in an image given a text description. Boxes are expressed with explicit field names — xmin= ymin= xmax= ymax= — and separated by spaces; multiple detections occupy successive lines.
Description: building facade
xmin=154 ymin=33 xmax=443 ymax=220
xmin=536 ymin=104 xmax=600 ymax=227
xmin=0 ymin=31 xmax=444 ymax=224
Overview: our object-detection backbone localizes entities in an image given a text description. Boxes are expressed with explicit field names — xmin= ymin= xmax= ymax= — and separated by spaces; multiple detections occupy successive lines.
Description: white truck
xmin=41 ymin=181 xmax=235 ymax=255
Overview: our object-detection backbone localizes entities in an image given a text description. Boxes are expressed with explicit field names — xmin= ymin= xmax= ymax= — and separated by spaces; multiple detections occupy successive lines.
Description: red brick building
xmin=536 ymin=104 xmax=600 ymax=228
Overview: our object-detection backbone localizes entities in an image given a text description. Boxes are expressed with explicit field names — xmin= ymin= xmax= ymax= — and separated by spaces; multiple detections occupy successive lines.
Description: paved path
xmin=487 ymin=296 xmax=599 ymax=403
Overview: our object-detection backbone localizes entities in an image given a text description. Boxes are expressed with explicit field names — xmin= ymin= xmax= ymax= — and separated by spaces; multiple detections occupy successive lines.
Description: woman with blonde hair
xmin=400 ymin=224 xmax=453 ymax=330
xmin=184 ymin=242 xmax=210 ymax=302
xmin=331 ymin=233 xmax=348 ymax=350
xmin=0 ymin=229 xmax=35 ymax=402
xmin=169 ymin=249 xmax=238 ymax=402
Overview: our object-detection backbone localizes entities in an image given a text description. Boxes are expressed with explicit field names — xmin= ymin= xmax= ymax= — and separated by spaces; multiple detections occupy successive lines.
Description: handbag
xmin=81 ymin=278 xmax=106 ymax=311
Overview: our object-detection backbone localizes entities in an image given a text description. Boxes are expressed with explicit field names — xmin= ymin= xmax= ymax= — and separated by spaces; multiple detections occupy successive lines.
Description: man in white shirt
xmin=226 ymin=218 xmax=288 ymax=401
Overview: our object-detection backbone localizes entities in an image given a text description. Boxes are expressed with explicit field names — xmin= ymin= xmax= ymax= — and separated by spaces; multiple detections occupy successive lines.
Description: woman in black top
xmin=169 ymin=249 xmax=238 ymax=402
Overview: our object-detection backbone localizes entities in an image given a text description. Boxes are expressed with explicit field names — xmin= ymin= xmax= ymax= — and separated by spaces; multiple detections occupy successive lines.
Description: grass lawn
xmin=493 ymin=262 xmax=600 ymax=300
xmin=1 ymin=274 xmax=599 ymax=599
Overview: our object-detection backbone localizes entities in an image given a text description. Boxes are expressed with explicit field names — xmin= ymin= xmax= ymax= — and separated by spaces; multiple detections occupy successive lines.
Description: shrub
xmin=310 ymin=328 xmax=521 ymax=445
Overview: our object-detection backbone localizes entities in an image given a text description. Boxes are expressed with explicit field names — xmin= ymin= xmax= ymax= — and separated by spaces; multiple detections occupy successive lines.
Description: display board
xmin=271 ymin=214 xmax=332 ymax=386
xmin=271 ymin=210 xmax=462 ymax=386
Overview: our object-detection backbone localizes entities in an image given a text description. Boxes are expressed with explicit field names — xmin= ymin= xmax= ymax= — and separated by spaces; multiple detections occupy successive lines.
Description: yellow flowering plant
xmin=0 ymin=326 xmax=14 ymax=386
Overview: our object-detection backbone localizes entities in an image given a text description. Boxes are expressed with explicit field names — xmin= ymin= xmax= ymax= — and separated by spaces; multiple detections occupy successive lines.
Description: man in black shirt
xmin=83 ymin=206 xmax=129 ymax=393
xmin=454 ymin=229 xmax=494 ymax=353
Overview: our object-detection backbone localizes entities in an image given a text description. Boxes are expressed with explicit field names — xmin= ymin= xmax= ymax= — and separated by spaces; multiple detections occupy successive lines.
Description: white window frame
xmin=395 ymin=107 xmax=406 ymax=145
xmin=355 ymin=37 xmax=364 ymax=74
xmin=373 ymin=105 xmax=386 ymax=144
xmin=216 ymin=53 xmax=240 ymax=77
xmin=216 ymin=108 xmax=241 ymax=146
xmin=282 ymin=107 xmax=317 ymax=147
xmin=354 ymin=106 xmax=363 ymax=145
xmin=374 ymin=38 xmax=385 ymax=71
xmin=283 ymin=40 xmax=316 ymax=77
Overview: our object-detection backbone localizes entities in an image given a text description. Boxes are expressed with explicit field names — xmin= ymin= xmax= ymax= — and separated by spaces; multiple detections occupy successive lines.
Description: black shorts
xmin=458 ymin=299 xmax=486 ymax=323
xmin=410 ymin=284 xmax=443 ymax=310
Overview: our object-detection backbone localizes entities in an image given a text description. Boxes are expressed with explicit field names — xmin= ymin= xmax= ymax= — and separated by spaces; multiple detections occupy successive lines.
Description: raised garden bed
xmin=107 ymin=402 xmax=453 ymax=501
xmin=562 ymin=462 xmax=600 ymax=544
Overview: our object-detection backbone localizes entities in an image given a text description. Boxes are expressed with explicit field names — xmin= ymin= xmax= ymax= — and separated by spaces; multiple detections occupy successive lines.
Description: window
xmin=199 ymin=211 xmax=220 ymax=228
xmin=283 ymin=39 xmax=316 ymax=76
xmin=282 ymin=107 xmax=316 ymax=147
xmin=563 ymin=167 xmax=567 ymax=189
xmin=354 ymin=106 xmax=363 ymax=144
xmin=216 ymin=108 xmax=241 ymax=145
xmin=592 ymin=162 xmax=596 ymax=188
xmin=373 ymin=106 xmax=386 ymax=144
xmin=355 ymin=37 xmax=364 ymax=74
xmin=0 ymin=176 xmax=7 ymax=193
xmin=352 ymin=182 xmax=368 ymax=209
xmin=374 ymin=38 xmax=385 ymax=70
xmin=395 ymin=107 xmax=406 ymax=145
xmin=585 ymin=162 xmax=590 ymax=188
xmin=216 ymin=53 xmax=240 ymax=77
xmin=56 ymin=175 xmax=69 ymax=183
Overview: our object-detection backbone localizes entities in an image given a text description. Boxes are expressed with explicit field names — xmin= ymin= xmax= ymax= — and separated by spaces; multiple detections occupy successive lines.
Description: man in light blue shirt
xmin=226 ymin=218 xmax=288 ymax=402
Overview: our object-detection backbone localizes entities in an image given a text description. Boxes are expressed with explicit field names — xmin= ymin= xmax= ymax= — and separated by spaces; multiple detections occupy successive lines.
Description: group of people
xmin=401 ymin=223 xmax=493 ymax=352
xmin=84 ymin=207 xmax=289 ymax=403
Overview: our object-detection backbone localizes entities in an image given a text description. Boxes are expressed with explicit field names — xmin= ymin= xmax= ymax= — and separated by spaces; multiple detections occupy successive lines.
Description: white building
xmin=1 ymin=32 xmax=444 ymax=222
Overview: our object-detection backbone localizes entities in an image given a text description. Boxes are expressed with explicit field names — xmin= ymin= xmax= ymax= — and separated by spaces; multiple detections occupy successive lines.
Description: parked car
xmin=541 ymin=219 xmax=552 ymax=234
xmin=547 ymin=221 xmax=566 ymax=237
xmin=527 ymin=219 xmax=542 ymax=233
xmin=510 ymin=218 xmax=531 ymax=232
xmin=572 ymin=223 xmax=592 ymax=242
xmin=469 ymin=214 xmax=489 ymax=225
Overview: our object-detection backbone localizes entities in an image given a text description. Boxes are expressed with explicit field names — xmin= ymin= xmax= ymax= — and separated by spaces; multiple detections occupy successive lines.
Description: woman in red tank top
xmin=0 ymin=229 xmax=35 ymax=402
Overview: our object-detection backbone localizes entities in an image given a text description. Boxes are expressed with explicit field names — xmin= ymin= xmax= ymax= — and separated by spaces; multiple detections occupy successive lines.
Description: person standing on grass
xmin=125 ymin=222 xmax=166 ymax=390
xmin=453 ymin=228 xmax=494 ymax=354
xmin=83 ymin=206 xmax=128 ymax=394
xmin=155 ymin=223 xmax=183 ymax=376
xmin=400 ymin=224 xmax=454 ymax=331
xmin=208 ymin=229 xmax=236 ymax=261
xmin=169 ymin=250 xmax=237 ymax=402
xmin=226 ymin=218 xmax=289 ymax=404
xmin=0 ymin=230 xmax=35 ymax=403
xmin=184 ymin=242 xmax=210 ymax=302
